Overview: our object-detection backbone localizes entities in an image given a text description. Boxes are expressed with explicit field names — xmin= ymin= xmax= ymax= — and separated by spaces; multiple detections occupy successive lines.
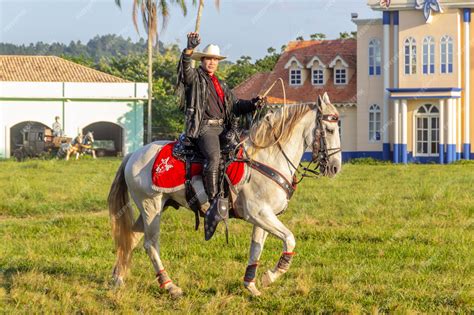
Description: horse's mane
xmin=248 ymin=103 xmax=313 ymax=151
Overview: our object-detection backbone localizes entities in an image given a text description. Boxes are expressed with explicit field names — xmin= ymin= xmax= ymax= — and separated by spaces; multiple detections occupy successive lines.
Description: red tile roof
xmin=234 ymin=39 xmax=357 ymax=105
xmin=0 ymin=55 xmax=130 ymax=83
xmin=233 ymin=72 xmax=271 ymax=99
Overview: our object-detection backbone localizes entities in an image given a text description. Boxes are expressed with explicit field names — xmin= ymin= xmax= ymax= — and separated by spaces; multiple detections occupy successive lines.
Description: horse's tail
xmin=108 ymin=153 xmax=134 ymax=276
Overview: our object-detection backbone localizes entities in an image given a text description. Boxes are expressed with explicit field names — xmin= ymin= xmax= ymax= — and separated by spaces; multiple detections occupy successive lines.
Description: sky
xmin=0 ymin=0 xmax=379 ymax=62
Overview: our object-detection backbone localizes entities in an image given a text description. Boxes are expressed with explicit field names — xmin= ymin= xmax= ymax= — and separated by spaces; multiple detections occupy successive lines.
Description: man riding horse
xmin=177 ymin=32 xmax=265 ymax=240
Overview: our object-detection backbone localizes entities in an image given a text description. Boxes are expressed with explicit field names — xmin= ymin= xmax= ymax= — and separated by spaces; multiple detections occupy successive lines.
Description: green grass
xmin=0 ymin=159 xmax=473 ymax=313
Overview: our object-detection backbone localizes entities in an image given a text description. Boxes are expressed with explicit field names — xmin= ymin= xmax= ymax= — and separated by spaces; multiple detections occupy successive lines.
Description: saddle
xmin=171 ymin=133 xmax=245 ymax=230
xmin=172 ymin=133 xmax=237 ymax=163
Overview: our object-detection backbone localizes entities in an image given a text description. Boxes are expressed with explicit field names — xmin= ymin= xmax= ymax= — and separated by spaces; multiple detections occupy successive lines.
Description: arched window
xmin=440 ymin=35 xmax=453 ymax=74
xmin=415 ymin=104 xmax=439 ymax=156
xmin=404 ymin=37 xmax=417 ymax=75
xmin=369 ymin=39 xmax=381 ymax=76
xmin=369 ymin=104 xmax=381 ymax=141
xmin=423 ymin=36 xmax=435 ymax=75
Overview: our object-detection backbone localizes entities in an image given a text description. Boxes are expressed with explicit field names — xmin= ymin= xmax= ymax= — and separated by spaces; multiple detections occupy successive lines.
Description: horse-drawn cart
xmin=13 ymin=125 xmax=71 ymax=161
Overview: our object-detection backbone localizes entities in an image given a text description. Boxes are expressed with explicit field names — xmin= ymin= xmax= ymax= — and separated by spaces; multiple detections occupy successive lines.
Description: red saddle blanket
xmin=152 ymin=141 xmax=246 ymax=190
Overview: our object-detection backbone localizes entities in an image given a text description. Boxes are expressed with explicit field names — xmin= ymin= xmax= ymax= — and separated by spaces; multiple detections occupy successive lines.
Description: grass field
xmin=0 ymin=158 xmax=473 ymax=313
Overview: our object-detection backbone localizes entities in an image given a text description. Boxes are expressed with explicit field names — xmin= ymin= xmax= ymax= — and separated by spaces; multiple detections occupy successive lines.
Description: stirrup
xmin=204 ymin=196 xmax=228 ymax=241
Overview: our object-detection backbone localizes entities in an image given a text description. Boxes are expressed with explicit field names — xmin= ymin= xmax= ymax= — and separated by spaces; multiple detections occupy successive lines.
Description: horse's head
xmin=84 ymin=131 xmax=94 ymax=144
xmin=73 ymin=133 xmax=83 ymax=145
xmin=308 ymin=92 xmax=342 ymax=177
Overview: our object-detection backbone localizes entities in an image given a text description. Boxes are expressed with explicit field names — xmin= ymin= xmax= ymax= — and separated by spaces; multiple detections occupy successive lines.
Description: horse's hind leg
xmin=243 ymin=225 xmax=268 ymax=296
xmin=112 ymin=214 xmax=144 ymax=286
xmin=140 ymin=195 xmax=183 ymax=298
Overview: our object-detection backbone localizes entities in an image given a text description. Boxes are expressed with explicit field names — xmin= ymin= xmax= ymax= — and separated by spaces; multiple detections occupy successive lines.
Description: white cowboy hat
xmin=191 ymin=44 xmax=227 ymax=61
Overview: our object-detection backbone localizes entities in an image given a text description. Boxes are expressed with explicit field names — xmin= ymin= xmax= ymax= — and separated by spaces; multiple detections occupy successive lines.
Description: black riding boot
xmin=203 ymin=170 xmax=227 ymax=241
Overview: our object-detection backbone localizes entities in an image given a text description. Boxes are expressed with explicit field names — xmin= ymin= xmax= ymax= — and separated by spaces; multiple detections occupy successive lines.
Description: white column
xmin=401 ymin=99 xmax=408 ymax=163
xmin=5 ymin=125 xmax=10 ymax=158
xmin=382 ymin=11 xmax=391 ymax=160
xmin=464 ymin=9 xmax=471 ymax=159
xmin=453 ymin=99 xmax=457 ymax=161
xmin=439 ymin=99 xmax=445 ymax=164
xmin=393 ymin=12 xmax=399 ymax=88
xmin=447 ymin=98 xmax=454 ymax=163
xmin=393 ymin=99 xmax=400 ymax=163
xmin=457 ymin=98 xmax=462 ymax=159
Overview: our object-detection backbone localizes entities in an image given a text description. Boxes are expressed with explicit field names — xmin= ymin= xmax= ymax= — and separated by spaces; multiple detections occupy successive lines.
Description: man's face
xmin=201 ymin=57 xmax=219 ymax=75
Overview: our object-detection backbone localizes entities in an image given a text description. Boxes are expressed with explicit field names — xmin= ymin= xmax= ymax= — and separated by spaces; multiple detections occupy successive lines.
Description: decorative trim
xmin=393 ymin=143 xmax=400 ymax=163
xmin=393 ymin=11 xmax=399 ymax=25
xmin=383 ymin=11 xmax=391 ymax=25
xmin=401 ymin=144 xmax=408 ymax=164
xmin=328 ymin=55 xmax=349 ymax=68
xmin=439 ymin=144 xmax=444 ymax=164
xmin=383 ymin=143 xmax=390 ymax=160
xmin=463 ymin=8 xmax=471 ymax=23
xmin=415 ymin=0 xmax=443 ymax=23
xmin=333 ymin=103 xmax=357 ymax=107
xmin=284 ymin=56 xmax=304 ymax=69
xmin=463 ymin=144 xmax=471 ymax=160
xmin=390 ymin=96 xmax=461 ymax=99
xmin=387 ymin=87 xmax=462 ymax=92
xmin=306 ymin=56 xmax=327 ymax=69
xmin=446 ymin=144 xmax=456 ymax=163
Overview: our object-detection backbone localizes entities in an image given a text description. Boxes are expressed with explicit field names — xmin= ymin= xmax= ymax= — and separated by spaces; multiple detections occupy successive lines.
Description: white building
xmin=0 ymin=55 xmax=148 ymax=158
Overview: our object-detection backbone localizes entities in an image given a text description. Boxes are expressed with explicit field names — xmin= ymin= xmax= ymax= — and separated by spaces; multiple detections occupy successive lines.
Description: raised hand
xmin=187 ymin=32 xmax=201 ymax=50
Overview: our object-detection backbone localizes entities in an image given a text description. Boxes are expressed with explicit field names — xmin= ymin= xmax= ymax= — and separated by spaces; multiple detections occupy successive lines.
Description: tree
xmin=339 ymin=31 xmax=357 ymax=39
xmin=191 ymin=0 xmax=220 ymax=68
xmin=194 ymin=0 xmax=220 ymax=32
xmin=296 ymin=36 xmax=304 ymax=41
xmin=114 ymin=0 xmax=188 ymax=144
xmin=310 ymin=33 xmax=326 ymax=40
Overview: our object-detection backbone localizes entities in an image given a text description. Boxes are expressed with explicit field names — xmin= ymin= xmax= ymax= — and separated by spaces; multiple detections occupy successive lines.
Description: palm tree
xmin=194 ymin=0 xmax=219 ymax=33
xmin=190 ymin=0 xmax=219 ymax=68
xmin=115 ymin=0 xmax=188 ymax=144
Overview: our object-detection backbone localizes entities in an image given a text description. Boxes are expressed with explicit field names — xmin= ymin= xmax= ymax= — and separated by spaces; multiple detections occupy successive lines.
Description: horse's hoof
xmin=167 ymin=284 xmax=183 ymax=299
xmin=261 ymin=270 xmax=275 ymax=288
xmin=244 ymin=282 xmax=261 ymax=296
xmin=112 ymin=276 xmax=124 ymax=288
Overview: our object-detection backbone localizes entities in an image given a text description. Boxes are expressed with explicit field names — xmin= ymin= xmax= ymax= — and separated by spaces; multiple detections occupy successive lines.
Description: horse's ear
xmin=322 ymin=92 xmax=331 ymax=105
xmin=316 ymin=95 xmax=324 ymax=109
xmin=317 ymin=94 xmax=327 ymax=112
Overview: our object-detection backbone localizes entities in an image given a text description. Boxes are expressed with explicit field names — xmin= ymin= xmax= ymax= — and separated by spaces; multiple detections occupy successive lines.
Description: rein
xmin=277 ymin=107 xmax=341 ymax=185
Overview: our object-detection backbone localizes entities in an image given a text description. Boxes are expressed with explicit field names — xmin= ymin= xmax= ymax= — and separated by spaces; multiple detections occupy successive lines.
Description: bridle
xmin=277 ymin=103 xmax=341 ymax=184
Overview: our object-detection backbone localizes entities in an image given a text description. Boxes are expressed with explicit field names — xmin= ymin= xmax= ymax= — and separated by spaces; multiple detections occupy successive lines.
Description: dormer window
xmin=284 ymin=56 xmax=304 ymax=86
xmin=312 ymin=68 xmax=324 ymax=85
xmin=290 ymin=69 xmax=302 ymax=85
xmin=306 ymin=56 xmax=327 ymax=86
xmin=329 ymin=55 xmax=349 ymax=85
xmin=335 ymin=68 xmax=347 ymax=84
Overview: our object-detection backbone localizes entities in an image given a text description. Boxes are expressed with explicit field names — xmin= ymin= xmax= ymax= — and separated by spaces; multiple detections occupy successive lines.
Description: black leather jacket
xmin=177 ymin=50 xmax=257 ymax=139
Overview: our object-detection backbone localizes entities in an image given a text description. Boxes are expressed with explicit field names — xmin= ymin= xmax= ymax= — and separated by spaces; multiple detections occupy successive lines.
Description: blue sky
xmin=0 ymin=0 xmax=379 ymax=62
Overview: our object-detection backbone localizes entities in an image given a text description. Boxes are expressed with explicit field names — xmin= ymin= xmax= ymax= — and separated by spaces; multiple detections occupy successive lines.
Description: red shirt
xmin=209 ymin=73 xmax=225 ymax=104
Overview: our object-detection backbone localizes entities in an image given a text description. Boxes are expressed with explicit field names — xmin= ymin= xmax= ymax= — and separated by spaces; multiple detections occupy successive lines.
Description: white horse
xmin=108 ymin=93 xmax=342 ymax=298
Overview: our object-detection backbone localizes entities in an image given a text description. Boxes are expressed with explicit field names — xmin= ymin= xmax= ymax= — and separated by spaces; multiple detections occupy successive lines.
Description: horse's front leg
xmin=247 ymin=209 xmax=296 ymax=288
xmin=243 ymin=225 xmax=268 ymax=296
xmin=92 ymin=149 xmax=97 ymax=159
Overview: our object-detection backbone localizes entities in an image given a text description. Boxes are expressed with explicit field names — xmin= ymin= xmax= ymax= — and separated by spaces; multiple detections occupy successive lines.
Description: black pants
xmin=197 ymin=125 xmax=224 ymax=172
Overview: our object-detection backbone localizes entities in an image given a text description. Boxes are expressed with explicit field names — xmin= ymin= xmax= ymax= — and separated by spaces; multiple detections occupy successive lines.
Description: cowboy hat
xmin=191 ymin=44 xmax=227 ymax=61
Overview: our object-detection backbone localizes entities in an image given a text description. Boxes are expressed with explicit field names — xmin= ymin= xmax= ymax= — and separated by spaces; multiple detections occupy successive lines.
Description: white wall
xmin=0 ymin=82 xmax=147 ymax=158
